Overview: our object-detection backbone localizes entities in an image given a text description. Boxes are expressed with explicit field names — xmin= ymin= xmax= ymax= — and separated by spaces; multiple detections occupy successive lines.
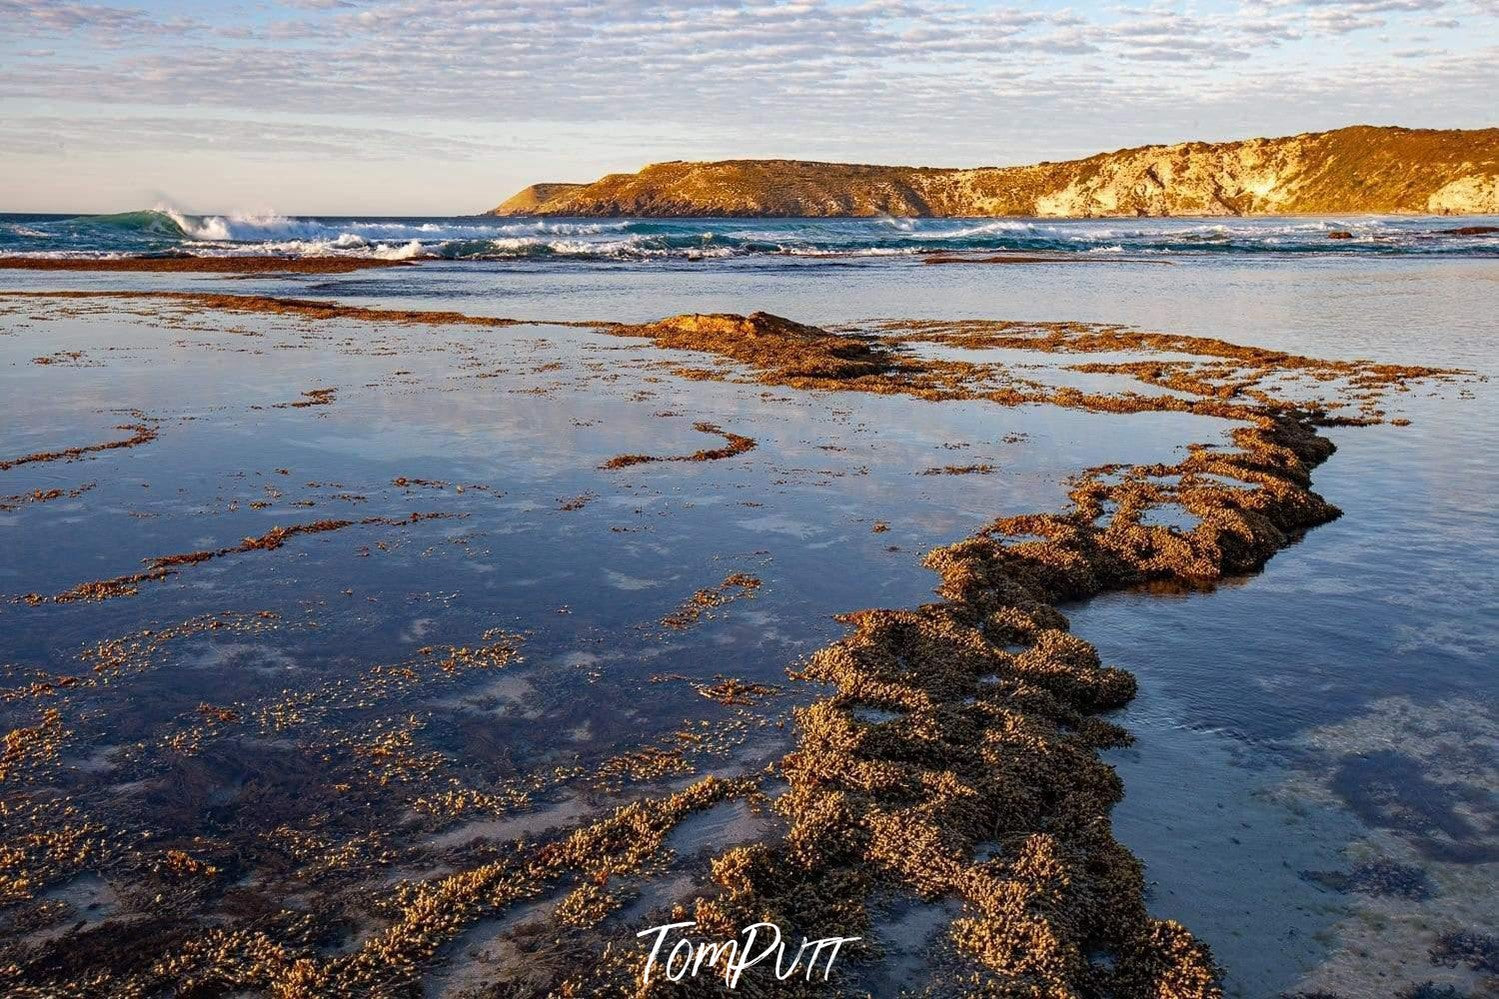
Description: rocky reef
xmin=490 ymin=126 xmax=1499 ymax=218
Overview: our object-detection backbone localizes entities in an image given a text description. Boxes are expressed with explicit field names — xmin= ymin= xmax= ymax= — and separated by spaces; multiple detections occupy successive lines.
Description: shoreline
xmin=0 ymin=256 xmax=411 ymax=274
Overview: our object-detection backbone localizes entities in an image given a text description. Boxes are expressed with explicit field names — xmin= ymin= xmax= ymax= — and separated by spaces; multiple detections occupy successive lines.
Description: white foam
xmin=374 ymin=239 xmax=426 ymax=260
xmin=157 ymin=204 xmax=232 ymax=240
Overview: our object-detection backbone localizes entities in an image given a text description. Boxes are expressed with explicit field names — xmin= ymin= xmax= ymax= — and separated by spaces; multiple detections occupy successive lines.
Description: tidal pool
xmin=0 ymin=254 xmax=1491 ymax=997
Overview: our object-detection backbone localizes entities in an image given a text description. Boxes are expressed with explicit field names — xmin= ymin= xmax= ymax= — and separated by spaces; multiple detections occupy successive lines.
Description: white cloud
xmin=1 ymin=0 xmax=1493 ymax=211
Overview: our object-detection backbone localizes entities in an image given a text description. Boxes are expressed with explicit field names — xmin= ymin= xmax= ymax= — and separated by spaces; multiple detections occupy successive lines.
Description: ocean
xmin=3 ymin=208 xmax=1499 ymax=261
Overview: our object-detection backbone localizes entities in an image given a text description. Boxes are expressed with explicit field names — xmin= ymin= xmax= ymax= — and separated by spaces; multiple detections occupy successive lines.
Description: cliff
xmin=488 ymin=126 xmax=1499 ymax=217
xmin=491 ymin=183 xmax=588 ymax=216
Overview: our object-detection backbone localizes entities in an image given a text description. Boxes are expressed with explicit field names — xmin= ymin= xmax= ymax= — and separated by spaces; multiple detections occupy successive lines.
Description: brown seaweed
xmin=661 ymin=573 xmax=763 ymax=631
xmin=601 ymin=421 xmax=757 ymax=469
xmin=22 ymin=513 xmax=453 ymax=604
xmin=0 ymin=417 xmax=158 ymax=471
xmin=0 ymin=483 xmax=95 ymax=512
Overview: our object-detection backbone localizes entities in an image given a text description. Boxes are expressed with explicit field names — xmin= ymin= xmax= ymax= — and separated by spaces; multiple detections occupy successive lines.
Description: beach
xmin=0 ymin=228 xmax=1495 ymax=998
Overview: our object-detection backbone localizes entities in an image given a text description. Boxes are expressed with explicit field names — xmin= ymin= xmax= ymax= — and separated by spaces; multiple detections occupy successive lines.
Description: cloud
xmin=0 ymin=0 xmax=201 ymax=34
xmin=1 ymin=0 xmax=1494 ymax=210
xmin=0 ymin=114 xmax=522 ymax=159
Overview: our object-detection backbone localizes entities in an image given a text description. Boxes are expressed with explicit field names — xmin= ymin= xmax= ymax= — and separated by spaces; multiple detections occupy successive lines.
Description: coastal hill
xmin=492 ymin=182 xmax=588 ymax=215
xmin=489 ymin=126 xmax=1499 ymax=217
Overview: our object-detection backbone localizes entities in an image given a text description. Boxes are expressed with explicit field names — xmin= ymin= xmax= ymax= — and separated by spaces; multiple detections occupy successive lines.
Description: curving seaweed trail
xmin=601 ymin=421 xmax=757 ymax=470
xmin=545 ymin=327 xmax=1356 ymax=995
xmin=0 ymin=293 xmax=1469 ymax=996
xmin=603 ymin=412 xmax=1337 ymax=996
xmin=0 ymin=416 xmax=159 ymax=472
xmin=20 ymin=513 xmax=456 ymax=605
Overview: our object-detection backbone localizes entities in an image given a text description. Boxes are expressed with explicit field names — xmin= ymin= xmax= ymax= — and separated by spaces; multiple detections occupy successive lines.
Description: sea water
xmin=3 ymin=208 xmax=1499 ymax=261
xmin=0 ymin=232 xmax=1494 ymax=997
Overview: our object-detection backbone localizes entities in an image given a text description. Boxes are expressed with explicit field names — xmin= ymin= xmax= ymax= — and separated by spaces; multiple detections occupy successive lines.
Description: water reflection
xmin=0 ymin=255 xmax=1492 ymax=996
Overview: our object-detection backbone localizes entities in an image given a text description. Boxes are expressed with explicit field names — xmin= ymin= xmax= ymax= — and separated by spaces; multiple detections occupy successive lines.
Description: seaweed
xmin=1431 ymin=930 xmax=1499 ymax=974
xmin=920 ymin=464 xmax=995 ymax=476
xmin=1396 ymin=984 xmax=1470 ymax=999
xmin=693 ymin=677 xmax=781 ymax=706
xmin=1300 ymin=860 xmax=1434 ymax=900
xmin=0 ymin=482 xmax=95 ymax=512
xmin=0 ymin=416 xmax=158 ymax=471
xmin=601 ymin=421 xmax=757 ymax=469
xmin=661 ymin=573 xmax=763 ymax=631
xmin=274 ymin=388 xmax=338 ymax=409
xmin=22 ymin=513 xmax=454 ymax=604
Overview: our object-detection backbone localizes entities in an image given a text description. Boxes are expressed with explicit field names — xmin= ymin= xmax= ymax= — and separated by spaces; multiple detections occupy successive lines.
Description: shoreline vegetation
xmin=0 ymin=291 xmax=1470 ymax=995
xmin=490 ymin=125 xmax=1499 ymax=219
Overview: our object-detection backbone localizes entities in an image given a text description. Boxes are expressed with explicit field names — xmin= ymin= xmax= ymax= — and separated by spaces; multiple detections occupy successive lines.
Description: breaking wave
xmin=1 ymin=209 xmax=1495 ymax=262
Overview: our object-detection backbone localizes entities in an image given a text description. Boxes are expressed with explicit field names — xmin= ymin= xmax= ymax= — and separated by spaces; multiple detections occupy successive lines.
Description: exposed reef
xmin=623 ymin=311 xmax=899 ymax=383
xmin=6 ymin=291 xmax=1459 ymax=430
xmin=613 ymin=311 xmax=1460 ymax=427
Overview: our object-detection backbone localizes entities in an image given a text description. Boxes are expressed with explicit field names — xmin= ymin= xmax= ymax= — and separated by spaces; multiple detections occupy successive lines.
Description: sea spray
xmin=2 ymin=211 xmax=1497 ymax=261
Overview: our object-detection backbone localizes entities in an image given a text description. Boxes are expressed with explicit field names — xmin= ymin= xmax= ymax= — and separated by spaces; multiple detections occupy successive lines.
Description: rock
xmin=1327 ymin=231 xmax=1355 ymax=239
xmin=489 ymin=126 xmax=1499 ymax=218
xmin=490 ymin=183 xmax=587 ymax=216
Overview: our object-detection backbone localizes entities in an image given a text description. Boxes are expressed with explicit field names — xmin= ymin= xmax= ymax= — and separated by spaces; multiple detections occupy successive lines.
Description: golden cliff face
xmin=491 ymin=182 xmax=588 ymax=215
xmin=490 ymin=126 xmax=1499 ymax=217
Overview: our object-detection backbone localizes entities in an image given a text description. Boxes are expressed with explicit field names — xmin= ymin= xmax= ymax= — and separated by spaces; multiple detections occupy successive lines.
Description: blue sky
xmin=2 ymin=0 xmax=1495 ymax=214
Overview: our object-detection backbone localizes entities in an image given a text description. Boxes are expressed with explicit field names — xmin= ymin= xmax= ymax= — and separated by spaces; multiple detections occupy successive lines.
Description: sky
xmin=2 ymin=0 xmax=1496 ymax=214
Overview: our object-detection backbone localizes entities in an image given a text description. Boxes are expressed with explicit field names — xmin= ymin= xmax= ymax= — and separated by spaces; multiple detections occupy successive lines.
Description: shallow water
xmin=0 ymin=248 xmax=1494 ymax=997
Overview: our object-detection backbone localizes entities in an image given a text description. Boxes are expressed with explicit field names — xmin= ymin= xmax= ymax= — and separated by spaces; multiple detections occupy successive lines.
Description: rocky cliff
xmin=491 ymin=183 xmax=589 ymax=215
xmin=489 ymin=126 xmax=1499 ymax=217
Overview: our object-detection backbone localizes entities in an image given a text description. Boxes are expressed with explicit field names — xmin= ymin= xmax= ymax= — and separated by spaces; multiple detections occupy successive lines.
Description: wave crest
xmin=2 ymin=209 xmax=1495 ymax=262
